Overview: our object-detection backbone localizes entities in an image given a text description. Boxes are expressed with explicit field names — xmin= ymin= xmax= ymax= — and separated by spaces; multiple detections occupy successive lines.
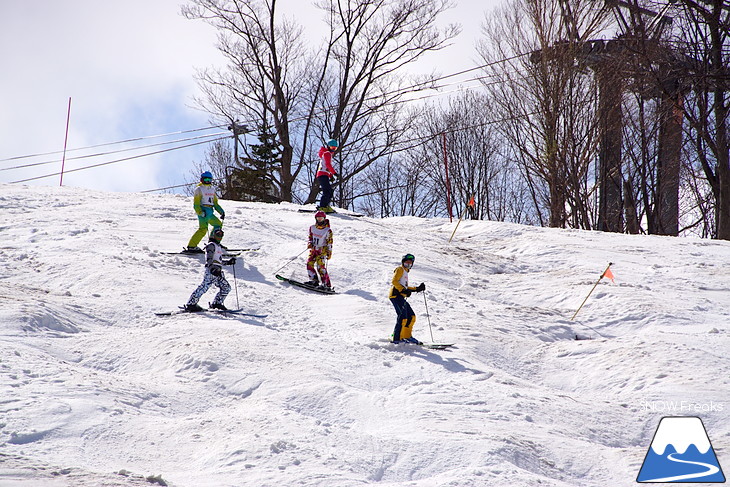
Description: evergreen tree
xmin=229 ymin=123 xmax=282 ymax=202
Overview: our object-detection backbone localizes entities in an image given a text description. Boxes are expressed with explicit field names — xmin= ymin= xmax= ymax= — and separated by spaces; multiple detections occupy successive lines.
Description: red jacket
xmin=316 ymin=146 xmax=337 ymax=179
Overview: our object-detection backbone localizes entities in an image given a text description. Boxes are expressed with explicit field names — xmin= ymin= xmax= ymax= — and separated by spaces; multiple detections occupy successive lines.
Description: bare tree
xmin=672 ymin=0 xmax=730 ymax=239
xmin=477 ymin=0 xmax=612 ymax=229
xmin=360 ymin=152 xmax=440 ymax=217
xmin=621 ymin=91 xmax=659 ymax=234
xmin=411 ymin=91 xmax=519 ymax=221
xmin=183 ymin=0 xmax=325 ymax=203
xmin=359 ymin=90 xmax=536 ymax=222
xmin=302 ymin=0 xmax=461 ymax=208
xmin=616 ymin=0 xmax=730 ymax=239
xmin=183 ymin=0 xmax=459 ymax=208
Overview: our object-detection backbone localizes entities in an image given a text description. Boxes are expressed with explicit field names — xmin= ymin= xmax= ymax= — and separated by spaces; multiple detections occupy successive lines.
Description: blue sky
xmin=0 ymin=0 xmax=498 ymax=194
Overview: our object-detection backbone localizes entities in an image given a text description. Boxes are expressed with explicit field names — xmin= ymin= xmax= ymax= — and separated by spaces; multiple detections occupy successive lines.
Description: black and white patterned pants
xmin=186 ymin=268 xmax=231 ymax=307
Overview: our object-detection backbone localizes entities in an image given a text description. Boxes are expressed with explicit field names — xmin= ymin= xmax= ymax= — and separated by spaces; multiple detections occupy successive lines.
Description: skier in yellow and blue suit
xmin=186 ymin=171 xmax=225 ymax=253
xmin=389 ymin=253 xmax=426 ymax=344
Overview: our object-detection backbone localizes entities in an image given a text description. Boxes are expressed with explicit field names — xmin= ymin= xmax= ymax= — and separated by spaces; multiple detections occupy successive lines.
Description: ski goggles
xmin=202 ymin=177 xmax=213 ymax=184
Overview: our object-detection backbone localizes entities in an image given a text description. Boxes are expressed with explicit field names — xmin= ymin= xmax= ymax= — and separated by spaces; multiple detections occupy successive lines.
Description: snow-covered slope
xmin=1 ymin=184 xmax=729 ymax=487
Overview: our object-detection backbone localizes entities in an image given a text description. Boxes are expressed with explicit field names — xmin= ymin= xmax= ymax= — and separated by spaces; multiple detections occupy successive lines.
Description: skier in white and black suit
xmin=184 ymin=228 xmax=236 ymax=312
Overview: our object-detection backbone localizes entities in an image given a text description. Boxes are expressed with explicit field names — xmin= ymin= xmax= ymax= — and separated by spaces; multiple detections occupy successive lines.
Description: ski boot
xmin=209 ymin=302 xmax=228 ymax=311
xmin=183 ymin=246 xmax=204 ymax=254
xmin=184 ymin=303 xmax=204 ymax=312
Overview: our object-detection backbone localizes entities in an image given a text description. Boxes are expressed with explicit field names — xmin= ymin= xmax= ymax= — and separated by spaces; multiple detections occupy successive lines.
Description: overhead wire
xmin=135 ymin=55 xmax=533 ymax=193
xmin=0 ymin=124 xmax=227 ymax=164
xmin=134 ymin=68 xmax=529 ymax=193
xmin=0 ymin=130 xmax=229 ymax=172
xmin=6 ymin=50 xmax=533 ymax=190
xmin=9 ymin=136 xmax=229 ymax=184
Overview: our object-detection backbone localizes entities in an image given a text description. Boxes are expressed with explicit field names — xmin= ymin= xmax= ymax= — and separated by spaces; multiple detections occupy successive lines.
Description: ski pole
xmin=422 ymin=289 xmax=435 ymax=343
xmin=273 ymin=248 xmax=308 ymax=275
xmin=231 ymin=260 xmax=240 ymax=310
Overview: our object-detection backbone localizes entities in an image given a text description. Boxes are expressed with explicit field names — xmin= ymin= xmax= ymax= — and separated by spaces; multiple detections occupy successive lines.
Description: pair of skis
xmin=297 ymin=208 xmax=364 ymax=218
xmin=274 ymin=274 xmax=337 ymax=295
xmin=162 ymin=247 xmax=259 ymax=257
xmin=414 ymin=343 xmax=455 ymax=350
xmin=155 ymin=307 xmax=267 ymax=318
xmin=387 ymin=339 xmax=454 ymax=350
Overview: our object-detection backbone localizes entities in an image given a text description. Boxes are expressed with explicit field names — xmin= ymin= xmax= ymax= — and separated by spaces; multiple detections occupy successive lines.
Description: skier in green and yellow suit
xmin=186 ymin=171 xmax=225 ymax=253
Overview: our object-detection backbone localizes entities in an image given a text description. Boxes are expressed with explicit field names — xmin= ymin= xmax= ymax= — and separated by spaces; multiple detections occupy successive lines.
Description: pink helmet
xmin=315 ymin=211 xmax=326 ymax=219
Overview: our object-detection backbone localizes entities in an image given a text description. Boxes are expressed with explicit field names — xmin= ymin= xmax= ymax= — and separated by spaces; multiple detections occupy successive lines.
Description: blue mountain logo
xmin=637 ymin=416 xmax=725 ymax=483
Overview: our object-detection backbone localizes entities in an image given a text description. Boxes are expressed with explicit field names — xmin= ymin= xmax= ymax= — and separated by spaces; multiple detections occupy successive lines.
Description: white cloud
xmin=0 ymin=0 xmax=223 ymax=191
xmin=0 ymin=0 xmax=498 ymax=192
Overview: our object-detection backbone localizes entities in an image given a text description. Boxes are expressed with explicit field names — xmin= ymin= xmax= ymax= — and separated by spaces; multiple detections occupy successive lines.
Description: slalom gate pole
xmin=59 ymin=97 xmax=72 ymax=186
xmin=423 ymin=289 xmax=435 ymax=343
xmin=232 ymin=261 xmax=240 ymax=310
xmin=448 ymin=206 xmax=469 ymax=244
xmin=442 ymin=132 xmax=453 ymax=222
xmin=570 ymin=262 xmax=613 ymax=321
xmin=273 ymin=248 xmax=308 ymax=275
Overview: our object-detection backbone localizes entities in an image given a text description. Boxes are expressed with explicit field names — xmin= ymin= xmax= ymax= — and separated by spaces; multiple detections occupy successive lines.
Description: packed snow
xmin=1 ymin=183 xmax=729 ymax=487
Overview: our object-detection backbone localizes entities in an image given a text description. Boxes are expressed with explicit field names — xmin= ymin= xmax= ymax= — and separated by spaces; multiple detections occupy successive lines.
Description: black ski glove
xmin=224 ymin=257 xmax=236 ymax=266
xmin=210 ymin=266 xmax=222 ymax=277
xmin=220 ymin=213 xmax=225 ymax=220
xmin=402 ymin=289 xmax=412 ymax=297
xmin=415 ymin=283 xmax=426 ymax=292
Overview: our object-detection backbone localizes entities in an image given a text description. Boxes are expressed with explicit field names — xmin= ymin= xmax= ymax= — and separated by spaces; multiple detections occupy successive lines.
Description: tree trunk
xmin=713 ymin=89 xmax=730 ymax=239
xmin=596 ymin=64 xmax=623 ymax=232
xmin=654 ymin=90 xmax=683 ymax=236
xmin=623 ymin=179 xmax=641 ymax=234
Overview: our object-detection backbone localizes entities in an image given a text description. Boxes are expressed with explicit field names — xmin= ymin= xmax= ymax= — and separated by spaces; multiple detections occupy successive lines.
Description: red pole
xmin=60 ymin=97 xmax=72 ymax=186
xmin=442 ymin=132 xmax=453 ymax=222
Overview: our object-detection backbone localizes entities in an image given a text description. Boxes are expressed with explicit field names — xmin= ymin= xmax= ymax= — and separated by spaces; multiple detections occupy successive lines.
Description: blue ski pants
xmin=317 ymin=175 xmax=333 ymax=208
xmin=391 ymin=295 xmax=416 ymax=341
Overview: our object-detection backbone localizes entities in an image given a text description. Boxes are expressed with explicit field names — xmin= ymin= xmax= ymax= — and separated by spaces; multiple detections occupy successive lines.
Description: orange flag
xmin=467 ymin=195 xmax=475 ymax=207
xmin=603 ymin=267 xmax=615 ymax=283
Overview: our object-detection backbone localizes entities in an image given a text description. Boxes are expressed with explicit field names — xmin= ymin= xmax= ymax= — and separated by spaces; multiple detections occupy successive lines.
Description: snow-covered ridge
xmin=1 ymin=183 xmax=729 ymax=486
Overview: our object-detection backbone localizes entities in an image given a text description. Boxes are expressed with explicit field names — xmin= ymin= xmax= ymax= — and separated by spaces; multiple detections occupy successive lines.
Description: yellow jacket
xmin=389 ymin=265 xmax=417 ymax=299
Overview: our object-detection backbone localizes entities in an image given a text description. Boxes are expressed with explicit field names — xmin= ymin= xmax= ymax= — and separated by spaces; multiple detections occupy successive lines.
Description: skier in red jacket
xmin=316 ymin=139 xmax=338 ymax=213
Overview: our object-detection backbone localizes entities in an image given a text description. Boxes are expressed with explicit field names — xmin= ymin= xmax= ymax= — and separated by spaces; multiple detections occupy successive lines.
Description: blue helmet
xmin=200 ymin=171 xmax=213 ymax=183
xmin=326 ymin=139 xmax=339 ymax=148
